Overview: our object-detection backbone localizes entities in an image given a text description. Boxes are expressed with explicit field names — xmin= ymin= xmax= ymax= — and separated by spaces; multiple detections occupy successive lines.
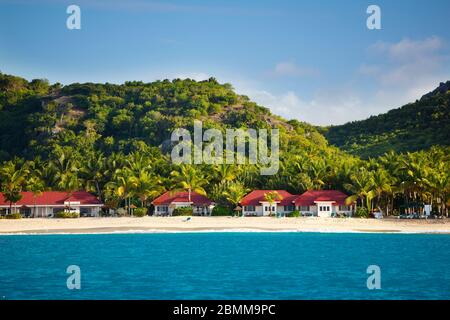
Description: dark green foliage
xmin=288 ymin=210 xmax=301 ymax=217
xmin=55 ymin=212 xmax=80 ymax=218
xmin=0 ymin=73 xmax=448 ymax=217
xmin=133 ymin=207 xmax=148 ymax=217
xmin=5 ymin=213 xmax=22 ymax=219
xmin=355 ymin=207 xmax=369 ymax=218
xmin=211 ymin=205 xmax=233 ymax=216
xmin=172 ymin=207 xmax=193 ymax=216
xmin=325 ymin=89 xmax=450 ymax=158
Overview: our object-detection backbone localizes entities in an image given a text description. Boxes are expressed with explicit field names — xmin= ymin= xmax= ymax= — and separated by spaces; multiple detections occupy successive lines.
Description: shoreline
xmin=1 ymin=216 xmax=449 ymax=235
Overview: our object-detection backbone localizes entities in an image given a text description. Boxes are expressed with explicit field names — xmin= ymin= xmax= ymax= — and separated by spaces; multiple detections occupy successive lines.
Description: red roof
xmin=151 ymin=191 xmax=213 ymax=206
xmin=239 ymin=190 xmax=295 ymax=206
xmin=294 ymin=190 xmax=350 ymax=206
xmin=0 ymin=191 xmax=103 ymax=206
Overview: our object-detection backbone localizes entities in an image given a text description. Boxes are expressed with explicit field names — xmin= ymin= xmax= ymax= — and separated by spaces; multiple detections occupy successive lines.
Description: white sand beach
xmin=0 ymin=216 xmax=449 ymax=234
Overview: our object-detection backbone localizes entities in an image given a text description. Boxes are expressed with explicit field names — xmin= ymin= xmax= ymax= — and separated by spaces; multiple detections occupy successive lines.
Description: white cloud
xmin=362 ymin=36 xmax=449 ymax=104
xmin=272 ymin=61 xmax=319 ymax=77
xmin=357 ymin=64 xmax=380 ymax=76
xmin=118 ymin=36 xmax=449 ymax=127
xmin=240 ymin=37 xmax=449 ymax=126
xmin=248 ymin=38 xmax=446 ymax=125
xmin=241 ymin=88 xmax=366 ymax=126
xmin=370 ymin=36 xmax=443 ymax=62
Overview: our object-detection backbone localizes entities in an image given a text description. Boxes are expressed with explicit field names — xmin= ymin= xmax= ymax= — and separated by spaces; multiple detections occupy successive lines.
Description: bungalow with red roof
xmin=0 ymin=191 xmax=104 ymax=218
xmin=151 ymin=191 xmax=215 ymax=216
xmin=294 ymin=190 xmax=353 ymax=217
xmin=239 ymin=190 xmax=354 ymax=217
xmin=239 ymin=190 xmax=297 ymax=216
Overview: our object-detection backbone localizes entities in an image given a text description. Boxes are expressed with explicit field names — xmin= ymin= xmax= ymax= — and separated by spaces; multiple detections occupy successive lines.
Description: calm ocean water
xmin=0 ymin=232 xmax=449 ymax=300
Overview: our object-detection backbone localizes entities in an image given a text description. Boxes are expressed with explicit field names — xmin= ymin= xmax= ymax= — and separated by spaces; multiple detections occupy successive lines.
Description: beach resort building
xmin=240 ymin=190 xmax=354 ymax=217
xmin=294 ymin=190 xmax=353 ymax=217
xmin=0 ymin=191 xmax=103 ymax=217
xmin=152 ymin=191 xmax=215 ymax=216
xmin=240 ymin=190 xmax=298 ymax=216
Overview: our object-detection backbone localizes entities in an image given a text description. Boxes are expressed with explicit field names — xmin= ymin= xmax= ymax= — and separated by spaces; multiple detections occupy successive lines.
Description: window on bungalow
xmin=80 ymin=208 xmax=92 ymax=215
xmin=245 ymin=206 xmax=255 ymax=211
xmin=284 ymin=205 xmax=295 ymax=211
xmin=299 ymin=206 xmax=309 ymax=211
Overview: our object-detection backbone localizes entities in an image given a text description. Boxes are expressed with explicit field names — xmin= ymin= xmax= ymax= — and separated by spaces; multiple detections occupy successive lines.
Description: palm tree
xmin=49 ymin=149 xmax=82 ymax=214
xmin=59 ymin=172 xmax=80 ymax=214
xmin=222 ymin=181 xmax=249 ymax=216
xmin=264 ymin=191 xmax=283 ymax=217
xmin=108 ymin=170 xmax=136 ymax=216
xmin=52 ymin=149 xmax=79 ymax=190
xmin=126 ymin=152 xmax=152 ymax=176
xmin=79 ymin=153 xmax=107 ymax=200
xmin=370 ymin=168 xmax=394 ymax=216
xmin=26 ymin=177 xmax=45 ymax=217
xmin=236 ymin=164 xmax=260 ymax=190
xmin=428 ymin=167 xmax=450 ymax=217
xmin=344 ymin=167 xmax=375 ymax=211
xmin=170 ymin=164 xmax=208 ymax=202
xmin=214 ymin=164 xmax=236 ymax=184
xmin=0 ymin=160 xmax=28 ymax=214
xmin=131 ymin=170 xmax=165 ymax=207
xmin=3 ymin=189 xmax=23 ymax=215
xmin=398 ymin=152 xmax=430 ymax=214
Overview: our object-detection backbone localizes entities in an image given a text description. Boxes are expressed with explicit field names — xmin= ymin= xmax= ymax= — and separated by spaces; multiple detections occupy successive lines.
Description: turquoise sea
xmin=0 ymin=232 xmax=449 ymax=300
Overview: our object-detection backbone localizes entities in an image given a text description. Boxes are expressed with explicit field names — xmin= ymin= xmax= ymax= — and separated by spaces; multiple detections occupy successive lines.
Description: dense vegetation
xmin=324 ymin=82 xmax=450 ymax=158
xmin=0 ymin=73 xmax=448 ymax=217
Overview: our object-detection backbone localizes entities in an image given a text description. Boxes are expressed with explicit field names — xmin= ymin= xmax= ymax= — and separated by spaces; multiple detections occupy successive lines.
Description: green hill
xmin=0 ymin=73 xmax=448 ymax=216
xmin=324 ymin=81 xmax=450 ymax=158
xmin=0 ymin=73 xmax=330 ymax=161
xmin=0 ymin=72 xmax=355 ymax=195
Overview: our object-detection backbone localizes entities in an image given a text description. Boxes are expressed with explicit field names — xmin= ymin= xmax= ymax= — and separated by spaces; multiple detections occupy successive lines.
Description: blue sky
xmin=1 ymin=0 xmax=450 ymax=125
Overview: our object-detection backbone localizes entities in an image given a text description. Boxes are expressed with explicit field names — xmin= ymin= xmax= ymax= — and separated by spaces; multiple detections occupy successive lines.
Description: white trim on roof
xmin=0 ymin=204 xmax=103 ymax=208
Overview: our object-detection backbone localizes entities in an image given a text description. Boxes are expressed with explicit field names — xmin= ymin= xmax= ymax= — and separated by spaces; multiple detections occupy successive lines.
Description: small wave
xmin=1 ymin=228 xmax=450 ymax=236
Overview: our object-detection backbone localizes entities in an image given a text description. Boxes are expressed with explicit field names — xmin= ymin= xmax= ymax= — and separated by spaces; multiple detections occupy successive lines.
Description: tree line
xmin=0 ymin=145 xmax=448 ymax=217
xmin=0 ymin=73 xmax=448 ymax=217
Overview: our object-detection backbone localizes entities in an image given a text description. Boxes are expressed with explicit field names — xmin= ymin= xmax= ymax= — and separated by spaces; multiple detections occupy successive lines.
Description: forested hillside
xmin=0 ymin=73 xmax=448 ymax=216
xmin=0 ymin=73 xmax=327 ymax=160
xmin=324 ymin=81 xmax=450 ymax=158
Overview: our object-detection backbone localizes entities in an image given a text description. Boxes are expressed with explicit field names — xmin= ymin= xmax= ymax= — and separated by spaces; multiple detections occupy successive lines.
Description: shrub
xmin=5 ymin=213 xmax=22 ymax=219
xmin=288 ymin=210 xmax=301 ymax=218
xmin=355 ymin=207 xmax=369 ymax=218
xmin=116 ymin=208 xmax=128 ymax=217
xmin=172 ymin=206 xmax=193 ymax=216
xmin=133 ymin=207 xmax=148 ymax=217
xmin=211 ymin=205 xmax=233 ymax=216
xmin=55 ymin=211 xmax=80 ymax=218
xmin=100 ymin=210 xmax=112 ymax=217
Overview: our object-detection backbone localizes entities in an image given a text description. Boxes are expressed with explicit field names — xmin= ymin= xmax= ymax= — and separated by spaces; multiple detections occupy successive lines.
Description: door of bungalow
xmin=316 ymin=202 xmax=333 ymax=217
